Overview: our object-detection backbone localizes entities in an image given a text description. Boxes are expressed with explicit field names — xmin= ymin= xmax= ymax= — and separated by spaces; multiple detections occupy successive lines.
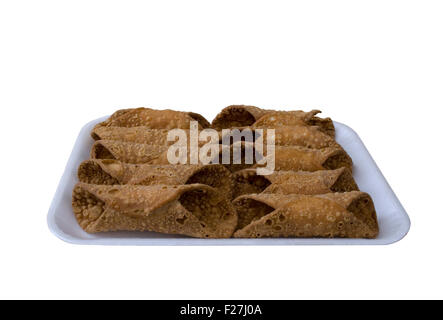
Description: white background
xmin=0 ymin=0 xmax=442 ymax=299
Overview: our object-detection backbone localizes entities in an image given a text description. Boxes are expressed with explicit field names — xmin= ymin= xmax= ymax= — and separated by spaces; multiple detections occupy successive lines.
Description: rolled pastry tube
xmin=91 ymin=127 xmax=181 ymax=145
xmin=90 ymin=140 xmax=169 ymax=164
xmin=212 ymin=142 xmax=352 ymax=173
xmin=233 ymin=192 xmax=379 ymax=238
xmin=94 ymin=107 xmax=210 ymax=130
xmin=91 ymin=126 xmax=212 ymax=147
xmin=253 ymin=125 xmax=340 ymax=149
xmin=253 ymin=145 xmax=353 ymax=172
xmin=232 ymin=167 xmax=358 ymax=199
xmin=91 ymin=140 xmax=223 ymax=166
xmin=78 ymin=160 xmax=234 ymax=199
xmin=72 ymin=183 xmax=237 ymax=238
xmin=253 ymin=110 xmax=335 ymax=137
xmin=211 ymin=105 xmax=273 ymax=130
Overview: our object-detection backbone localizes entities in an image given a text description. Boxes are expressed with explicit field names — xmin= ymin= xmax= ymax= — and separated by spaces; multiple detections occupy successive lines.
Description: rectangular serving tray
xmin=48 ymin=116 xmax=410 ymax=245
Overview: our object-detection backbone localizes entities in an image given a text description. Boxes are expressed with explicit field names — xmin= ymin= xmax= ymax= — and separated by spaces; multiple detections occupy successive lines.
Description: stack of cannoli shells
xmin=74 ymin=108 xmax=237 ymax=238
xmin=212 ymin=105 xmax=378 ymax=238
xmin=72 ymin=106 xmax=379 ymax=239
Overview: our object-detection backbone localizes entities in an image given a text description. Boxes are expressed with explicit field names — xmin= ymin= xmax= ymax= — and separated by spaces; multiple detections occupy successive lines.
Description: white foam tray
xmin=48 ymin=116 xmax=410 ymax=245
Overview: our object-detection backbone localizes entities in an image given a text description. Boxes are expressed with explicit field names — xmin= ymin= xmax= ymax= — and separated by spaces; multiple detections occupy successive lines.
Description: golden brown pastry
xmin=90 ymin=140 xmax=169 ymax=164
xmin=90 ymin=140 xmax=351 ymax=172
xmin=91 ymin=127 xmax=180 ymax=145
xmin=72 ymin=183 xmax=237 ymax=238
xmin=254 ymin=145 xmax=353 ymax=172
xmin=212 ymin=105 xmax=334 ymax=137
xmin=215 ymin=141 xmax=352 ymax=173
xmin=211 ymin=105 xmax=272 ymax=129
xmin=253 ymin=110 xmax=335 ymax=137
xmin=233 ymin=168 xmax=358 ymax=199
xmin=78 ymin=160 xmax=233 ymax=199
xmin=233 ymin=192 xmax=379 ymax=238
xmin=252 ymin=125 xmax=340 ymax=148
xmin=90 ymin=126 xmax=215 ymax=147
xmin=94 ymin=107 xmax=210 ymax=130
xmin=90 ymin=139 xmax=249 ymax=169
xmin=70 ymin=105 xmax=379 ymax=239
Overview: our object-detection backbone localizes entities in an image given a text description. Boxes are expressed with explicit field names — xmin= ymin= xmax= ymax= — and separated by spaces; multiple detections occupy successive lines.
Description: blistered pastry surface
xmin=72 ymin=106 xmax=378 ymax=238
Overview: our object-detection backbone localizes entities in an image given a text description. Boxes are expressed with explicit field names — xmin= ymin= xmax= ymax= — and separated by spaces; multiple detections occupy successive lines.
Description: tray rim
xmin=47 ymin=117 xmax=411 ymax=246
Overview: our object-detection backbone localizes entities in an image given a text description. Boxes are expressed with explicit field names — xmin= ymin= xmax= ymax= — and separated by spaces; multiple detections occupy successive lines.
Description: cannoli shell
xmin=78 ymin=160 xmax=234 ymax=199
xmin=72 ymin=183 xmax=237 ymax=238
xmin=232 ymin=168 xmax=358 ymax=199
xmin=254 ymin=125 xmax=340 ymax=149
xmin=253 ymin=110 xmax=335 ymax=137
xmin=90 ymin=140 xmax=170 ymax=164
xmin=211 ymin=105 xmax=274 ymax=129
xmin=95 ymin=107 xmax=210 ymax=130
xmin=91 ymin=127 xmax=178 ymax=145
xmin=254 ymin=145 xmax=353 ymax=172
xmin=90 ymin=140 xmax=222 ymax=166
xmin=91 ymin=126 xmax=217 ymax=146
xmin=233 ymin=192 xmax=379 ymax=238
